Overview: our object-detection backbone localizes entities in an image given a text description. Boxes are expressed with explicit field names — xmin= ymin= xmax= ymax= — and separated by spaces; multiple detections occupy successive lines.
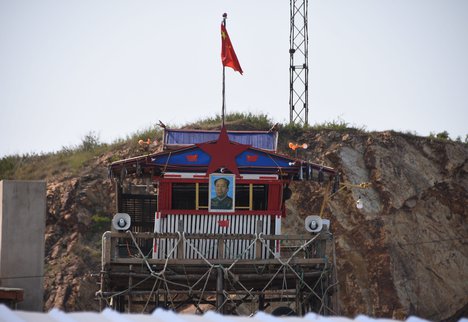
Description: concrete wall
xmin=0 ymin=180 xmax=46 ymax=311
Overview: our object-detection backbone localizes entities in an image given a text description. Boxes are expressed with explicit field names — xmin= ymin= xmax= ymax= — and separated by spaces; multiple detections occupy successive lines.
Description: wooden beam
xmin=111 ymin=257 xmax=326 ymax=266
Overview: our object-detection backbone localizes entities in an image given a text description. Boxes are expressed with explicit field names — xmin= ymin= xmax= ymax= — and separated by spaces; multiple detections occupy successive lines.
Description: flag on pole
xmin=221 ymin=24 xmax=243 ymax=75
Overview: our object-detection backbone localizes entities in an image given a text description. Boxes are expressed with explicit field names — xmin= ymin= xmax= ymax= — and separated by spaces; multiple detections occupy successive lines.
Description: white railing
xmin=153 ymin=213 xmax=274 ymax=260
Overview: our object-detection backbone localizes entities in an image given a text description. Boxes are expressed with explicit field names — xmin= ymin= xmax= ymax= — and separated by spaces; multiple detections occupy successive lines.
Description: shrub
xmin=436 ymin=131 xmax=450 ymax=140
xmin=89 ymin=214 xmax=111 ymax=235
xmin=80 ymin=131 xmax=101 ymax=152
xmin=0 ymin=155 xmax=20 ymax=179
xmin=429 ymin=131 xmax=451 ymax=141
xmin=186 ymin=112 xmax=274 ymax=131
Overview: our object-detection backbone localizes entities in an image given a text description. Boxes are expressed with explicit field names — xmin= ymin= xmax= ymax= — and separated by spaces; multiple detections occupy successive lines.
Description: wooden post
xmin=113 ymin=181 xmax=122 ymax=262
xmin=216 ymin=267 xmax=225 ymax=313
xmin=317 ymin=234 xmax=326 ymax=258
xmin=115 ymin=180 xmax=122 ymax=212
xmin=218 ymin=237 xmax=225 ymax=259
xmin=128 ymin=265 xmax=133 ymax=312
xmin=255 ymin=220 xmax=262 ymax=259
xmin=177 ymin=219 xmax=184 ymax=259
xmin=119 ymin=295 xmax=125 ymax=312
xmin=99 ymin=267 xmax=108 ymax=311
xmin=258 ymin=293 xmax=265 ymax=311
xmin=102 ymin=232 xmax=112 ymax=267
xmin=155 ymin=289 xmax=160 ymax=310
xmin=274 ymin=215 xmax=282 ymax=258
xmin=296 ymin=279 xmax=303 ymax=316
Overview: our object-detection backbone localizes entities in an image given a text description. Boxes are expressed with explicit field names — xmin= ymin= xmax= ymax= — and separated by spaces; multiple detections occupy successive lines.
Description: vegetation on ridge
xmin=0 ymin=112 xmax=465 ymax=180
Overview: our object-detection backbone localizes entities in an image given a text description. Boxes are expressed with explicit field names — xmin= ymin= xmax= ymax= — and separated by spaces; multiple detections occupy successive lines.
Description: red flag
xmin=221 ymin=24 xmax=243 ymax=75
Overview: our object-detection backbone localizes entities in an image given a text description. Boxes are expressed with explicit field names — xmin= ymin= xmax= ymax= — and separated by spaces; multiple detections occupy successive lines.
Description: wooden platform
xmin=0 ymin=287 xmax=24 ymax=309
xmin=98 ymin=231 xmax=336 ymax=315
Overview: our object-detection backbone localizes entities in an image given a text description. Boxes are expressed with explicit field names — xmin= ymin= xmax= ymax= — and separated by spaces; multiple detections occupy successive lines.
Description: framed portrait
xmin=208 ymin=173 xmax=235 ymax=212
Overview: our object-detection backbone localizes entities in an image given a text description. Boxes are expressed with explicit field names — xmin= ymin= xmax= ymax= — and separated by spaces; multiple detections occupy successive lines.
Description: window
xmin=235 ymin=184 xmax=268 ymax=210
xmin=197 ymin=183 xmax=208 ymax=209
xmin=171 ymin=183 xmax=196 ymax=209
xmin=171 ymin=183 xmax=209 ymax=210
xmin=171 ymin=182 xmax=268 ymax=211
xmin=235 ymin=184 xmax=249 ymax=209
xmin=252 ymin=184 xmax=268 ymax=210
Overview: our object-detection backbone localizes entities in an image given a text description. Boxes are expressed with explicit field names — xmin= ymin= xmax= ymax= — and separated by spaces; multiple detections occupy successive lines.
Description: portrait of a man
xmin=209 ymin=174 xmax=235 ymax=212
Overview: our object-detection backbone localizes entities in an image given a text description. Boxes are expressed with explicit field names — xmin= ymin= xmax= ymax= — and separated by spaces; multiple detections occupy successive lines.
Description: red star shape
xmin=197 ymin=127 xmax=250 ymax=176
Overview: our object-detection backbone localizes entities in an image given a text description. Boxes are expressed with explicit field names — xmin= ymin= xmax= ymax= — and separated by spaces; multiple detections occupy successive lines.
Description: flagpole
xmin=222 ymin=13 xmax=227 ymax=127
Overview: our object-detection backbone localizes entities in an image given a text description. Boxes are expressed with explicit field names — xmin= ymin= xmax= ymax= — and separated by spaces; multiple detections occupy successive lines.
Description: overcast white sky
xmin=1 ymin=0 xmax=467 ymax=157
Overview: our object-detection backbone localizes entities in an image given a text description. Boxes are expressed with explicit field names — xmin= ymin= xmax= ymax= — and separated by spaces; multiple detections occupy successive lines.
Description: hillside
xmin=0 ymin=119 xmax=466 ymax=321
xmin=286 ymin=130 xmax=467 ymax=321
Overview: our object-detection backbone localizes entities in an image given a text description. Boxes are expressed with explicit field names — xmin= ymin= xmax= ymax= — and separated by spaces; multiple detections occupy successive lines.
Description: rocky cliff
xmin=42 ymin=129 xmax=467 ymax=321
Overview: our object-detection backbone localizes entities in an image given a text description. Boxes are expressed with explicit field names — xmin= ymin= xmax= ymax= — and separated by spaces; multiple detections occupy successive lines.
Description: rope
xmin=127 ymin=230 xmax=191 ymax=289
xmin=258 ymin=234 xmax=325 ymax=309
xmin=266 ymin=153 xmax=285 ymax=177
xmin=195 ymin=267 xmax=215 ymax=311
xmin=182 ymin=232 xmax=215 ymax=268
xmin=141 ymin=278 xmax=159 ymax=313
xmin=104 ymin=230 xmax=336 ymax=315
xmin=162 ymin=151 xmax=172 ymax=173
xmin=226 ymin=236 xmax=258 ymax=271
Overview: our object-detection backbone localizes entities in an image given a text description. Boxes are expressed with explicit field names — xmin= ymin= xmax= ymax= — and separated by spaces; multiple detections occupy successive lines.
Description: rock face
xmin=42 ymin=131 xmax=467 ymax=320
xmin=285 ymin=131 xmax=467 ymax=321
xmin=44 ymin=154 xmax=115 ymax=311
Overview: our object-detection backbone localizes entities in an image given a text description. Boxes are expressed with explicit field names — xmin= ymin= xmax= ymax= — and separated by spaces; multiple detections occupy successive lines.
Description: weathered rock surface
xmin=44 ymin=155 xmax=115 ymax=311
xmin=285 ymin=131 xmax=467 ymax=321
xmin=42 ymin=131 xmax=467 ymax=321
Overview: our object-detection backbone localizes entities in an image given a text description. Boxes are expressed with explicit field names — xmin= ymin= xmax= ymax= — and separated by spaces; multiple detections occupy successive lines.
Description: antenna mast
xmin=289 ymin=0 xmax=309 ymax=125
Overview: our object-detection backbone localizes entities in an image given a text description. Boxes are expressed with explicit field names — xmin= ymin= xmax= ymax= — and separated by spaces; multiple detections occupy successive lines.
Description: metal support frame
xmin=289 ymin=0 xmax=309 ymax=125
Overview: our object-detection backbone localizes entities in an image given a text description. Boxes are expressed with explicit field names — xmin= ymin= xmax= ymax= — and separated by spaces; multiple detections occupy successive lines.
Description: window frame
xmin=159 ymin=177 xmax=284 ymax=215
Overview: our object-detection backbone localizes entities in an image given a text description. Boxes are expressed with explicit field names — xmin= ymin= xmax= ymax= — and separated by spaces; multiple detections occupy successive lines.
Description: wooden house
xmin=101 ymin=126 xmax=337 ymax=315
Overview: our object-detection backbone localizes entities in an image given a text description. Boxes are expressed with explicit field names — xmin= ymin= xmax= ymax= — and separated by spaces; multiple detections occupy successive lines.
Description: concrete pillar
xmin=0 ymin=180 xmax=46 ymax=311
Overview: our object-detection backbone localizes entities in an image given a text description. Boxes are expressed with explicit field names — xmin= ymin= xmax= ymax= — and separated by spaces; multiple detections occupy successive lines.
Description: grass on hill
xmin=1 ymin=112 xmax=463 ymax=180
xmin=184 ymin=112 xmax=274 ymax=131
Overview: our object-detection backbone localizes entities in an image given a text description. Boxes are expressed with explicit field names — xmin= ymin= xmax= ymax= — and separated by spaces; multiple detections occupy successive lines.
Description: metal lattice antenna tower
xmin=289 ymin=0 xmax=309 ymax=125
